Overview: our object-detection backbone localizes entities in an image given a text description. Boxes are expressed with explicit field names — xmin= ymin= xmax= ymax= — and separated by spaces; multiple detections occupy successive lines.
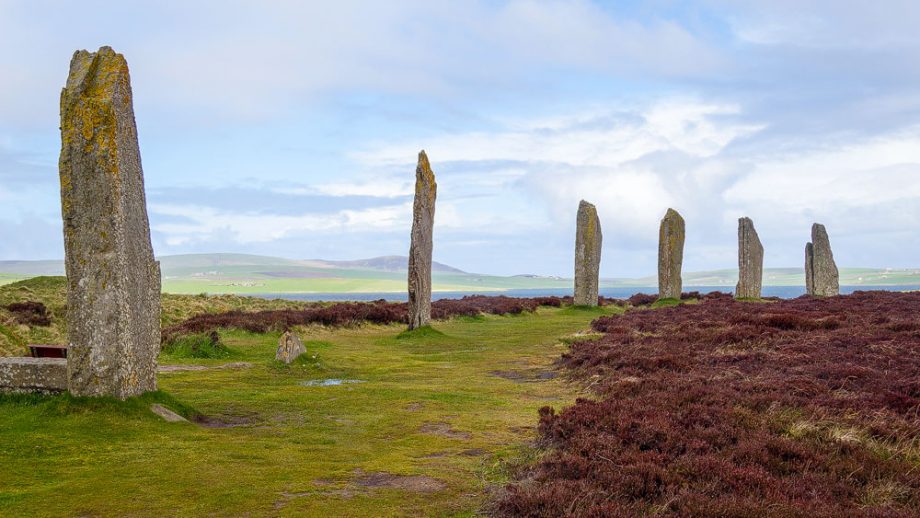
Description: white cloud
xmin=355 ymin=99 xmax=763 ymax=241
xmin=354 ymin=100 xmax=761 ymax=167
xmin=149 ymin=201 xmax=413 ymax=245
xmin=0 ymin=0 xmax=723 ymax=126
xmin=727 ymin=131 xmax=920 ymax=209
xmin=716 ymin=0 xmax=920 ymax=49
xmin=272 ymin=180 xmax=413 ymax=198
xmin=350 ymin=96 xmax=920 ymax=272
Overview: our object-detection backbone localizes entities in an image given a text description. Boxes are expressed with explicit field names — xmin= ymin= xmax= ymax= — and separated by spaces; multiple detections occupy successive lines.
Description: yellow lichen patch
xmin=59 ymin=47 xmax=129 ymax=191
xmin=416 ymin=150 xmax=437 ymax=205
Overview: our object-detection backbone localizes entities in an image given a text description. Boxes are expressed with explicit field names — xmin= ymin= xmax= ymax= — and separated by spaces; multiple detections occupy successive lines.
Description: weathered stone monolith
xmin=574 ymin=200 xmax=602 ymax=306
xmin=805 ymin=242 xmax=815 ymax=295
xmin=658 ymin=208 xmax=685 ymax=300
xmin=276 ymin=331 xmax=306 ymax=364
xmin=59 ymin=47 xmax=161 ymax=399
xmin=407 ymin=150 xmax=436 ymax=330
xmin=805 ymin=223 xmax=839 ymax=297
xmin=735 ymin=217 xmax=763 ymax=299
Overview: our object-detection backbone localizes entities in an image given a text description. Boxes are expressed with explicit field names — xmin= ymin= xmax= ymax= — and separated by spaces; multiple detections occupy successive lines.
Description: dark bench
xmin=28 ymin=344 xmax=68 ymax=359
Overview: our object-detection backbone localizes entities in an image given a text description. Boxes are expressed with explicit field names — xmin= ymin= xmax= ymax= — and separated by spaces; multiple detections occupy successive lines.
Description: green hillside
xmin=0 ymin=253 xmax=918 ymax=295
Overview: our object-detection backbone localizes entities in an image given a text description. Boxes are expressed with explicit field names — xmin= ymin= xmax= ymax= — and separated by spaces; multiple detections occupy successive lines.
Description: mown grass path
xmin=0 ymin=306 xmax=616 ymax=517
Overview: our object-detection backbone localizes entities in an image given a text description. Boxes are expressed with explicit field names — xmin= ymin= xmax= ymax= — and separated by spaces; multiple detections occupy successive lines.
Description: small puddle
xmin=300 ymin=379 xmax=366 ymax=387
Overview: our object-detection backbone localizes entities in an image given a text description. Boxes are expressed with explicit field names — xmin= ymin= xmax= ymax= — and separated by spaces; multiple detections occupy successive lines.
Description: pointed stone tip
xmin=811 ymin=222 xmax=828 ymax=240
xmin=664 ymin=208 xmax=683 ymax=221
xmin=417 ymin=150 xmax=431 ymax=170
xmin=578 ymin=199 xmax=596 ymax=209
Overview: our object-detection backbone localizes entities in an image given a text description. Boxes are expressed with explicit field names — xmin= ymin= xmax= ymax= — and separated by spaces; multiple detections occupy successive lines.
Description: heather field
xmin=496 ymin=291 xmax=920 ymax=517
xmin=3 ymin=277 xmax=919 ymax=516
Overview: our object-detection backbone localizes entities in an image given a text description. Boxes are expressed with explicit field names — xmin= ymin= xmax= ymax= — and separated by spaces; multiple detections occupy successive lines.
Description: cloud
xmin=149 ymin=201 xmax=413 ymax=246
xmin=0 ymin=0 xmax=722 ymax=126
xmin=351 ymin=97 xmax=920 ymax=273
xmin=716 ymin=0 xmax=920 ymax=49
xmin=0 ymin=1 xmax=919 ymax=277
xmin=355 ymin=99 xmax=763 ymax=240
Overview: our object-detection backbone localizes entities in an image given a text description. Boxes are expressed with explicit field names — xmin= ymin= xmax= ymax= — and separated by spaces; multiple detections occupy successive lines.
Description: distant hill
xmin=0 ymin=260 xmax=65 ymax=276
xmin=317 ymin=255 xmax=465 ymax=273
xmin=0 ymin=253 xmax=918 ymax=294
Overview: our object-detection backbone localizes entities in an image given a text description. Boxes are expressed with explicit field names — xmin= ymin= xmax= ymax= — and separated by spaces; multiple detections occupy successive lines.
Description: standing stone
xmin=658 ymin=208 xmax=685 ymax=300
xmin=59 ymin=47 xmax=161 ymax=399
xmin=735 ymin=217 xmax=764 ymax=299
xmin=407 ymin=150 xmax=437 ymax=330
xmin=276 ymin=331 xmax=307 ymax=364
xmin=805 ymin=223 xmax=839 ymax=296
xmin=573 ymin=200 xmax=602 ymax=306
xmin=805 ymin=242 xmax=815 ymax=295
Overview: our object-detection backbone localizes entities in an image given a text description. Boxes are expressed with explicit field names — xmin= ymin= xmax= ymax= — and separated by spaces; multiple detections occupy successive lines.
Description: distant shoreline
xmin=239 ymin=285 xmax=920 ymax=302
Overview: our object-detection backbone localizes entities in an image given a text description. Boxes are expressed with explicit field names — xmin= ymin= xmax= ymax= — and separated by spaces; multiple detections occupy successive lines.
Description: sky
xmin=0 ymin=0 xmax=918 ymax=277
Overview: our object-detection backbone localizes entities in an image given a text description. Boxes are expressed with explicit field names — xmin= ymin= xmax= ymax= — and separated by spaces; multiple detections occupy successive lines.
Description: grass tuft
xmin=160 ymin=331 xmax=238 ymax=359
xmin=396 ymin=326 xmax=447 ymax=340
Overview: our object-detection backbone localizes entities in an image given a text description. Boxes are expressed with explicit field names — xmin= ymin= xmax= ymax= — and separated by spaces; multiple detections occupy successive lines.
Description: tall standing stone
xmin=805 ymin=223 xmax=839 ymax=297
xmin=407 ymin=150 xmax=437 ymax=330
xmin=735 ymin=217 xmax=764 ymax=299
xmin=59 ymin=47 xmax=161 ymax=399
xmin=805 ymin=242 xmax=815 ymax=295
xmin=573 ymin=200 xmax=602 ymax=306
xmin=658 ymin=208 xmax=685 ymax=300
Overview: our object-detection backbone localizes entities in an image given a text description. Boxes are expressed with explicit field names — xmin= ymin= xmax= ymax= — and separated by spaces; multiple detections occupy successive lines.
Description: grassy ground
xmin=0 ymin=274 xmax=25 ymax=287
xmin=0 ymin=305 xmax=616 ymax=517
xmin=0 ymin=277 xmax=308 ymax=357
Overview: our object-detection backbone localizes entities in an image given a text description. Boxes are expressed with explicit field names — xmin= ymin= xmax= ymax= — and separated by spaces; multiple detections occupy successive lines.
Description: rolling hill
xmin=0 ymin=253 xmax=917 ymax=294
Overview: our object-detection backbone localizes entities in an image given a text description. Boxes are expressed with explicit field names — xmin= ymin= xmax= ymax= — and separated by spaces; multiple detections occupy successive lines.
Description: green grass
xmin=651 ymin=297 xmax=683 ymax=308
xmin=160 ymin=333 xmax=241 ymax=360
xmin=0 ymin=277 xmax=307 ymax=356
xmin=0 ymin=306 xmax=619 ymax=517
xmin=0 ymin=274 xmax=25 ymax=287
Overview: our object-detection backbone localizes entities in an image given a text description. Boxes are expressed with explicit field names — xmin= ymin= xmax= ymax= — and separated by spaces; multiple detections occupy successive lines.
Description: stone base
xmin=0 ymin=357 xmax=68 ymax=394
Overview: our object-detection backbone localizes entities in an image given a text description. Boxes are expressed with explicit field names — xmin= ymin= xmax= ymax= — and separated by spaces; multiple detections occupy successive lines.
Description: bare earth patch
xmin=490 ymin=369 xmax=556 ymax=382
xmin=353 ymin=470 xmax=446 ymax=493
xmin=158 ymin=361 xmax=252 ymax=373
xmin=193 ymin=413 xmax=260 ymax=428
xmin=419 ymin=422 xmax=472 ymax=440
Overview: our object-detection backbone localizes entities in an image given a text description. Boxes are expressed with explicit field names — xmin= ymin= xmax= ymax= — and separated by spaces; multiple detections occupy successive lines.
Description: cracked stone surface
xmin=276 ymin=331 xmax=306 ymax=364
xmin=59 ymin=47 xmax=161 ymax=399
xmin=408 ymin=150 xmax=437 ymax=330
xmin=0 ymin=358 xmax=67 ymax=393
xmin=736 ymin=217 xmax=764 ymax=299
xmin=574 ymin=200 xmax=602 ymax=307
xmin=805 ymin=223 xmax=839 ymax=297
xmin=658 ymin=208 xmax=685 ymax=300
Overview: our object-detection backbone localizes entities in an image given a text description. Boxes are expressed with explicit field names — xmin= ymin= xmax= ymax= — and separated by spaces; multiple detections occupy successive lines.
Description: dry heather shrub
xmin=496 ymin=291 xmax=920 ymax=517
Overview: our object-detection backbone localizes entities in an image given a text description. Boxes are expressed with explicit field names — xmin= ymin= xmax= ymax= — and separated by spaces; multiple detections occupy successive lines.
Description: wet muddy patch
xmin=300 ymin=378 xmax=366 ymax=387
xmin=490 ymin=369 xmax=556 ymax=382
